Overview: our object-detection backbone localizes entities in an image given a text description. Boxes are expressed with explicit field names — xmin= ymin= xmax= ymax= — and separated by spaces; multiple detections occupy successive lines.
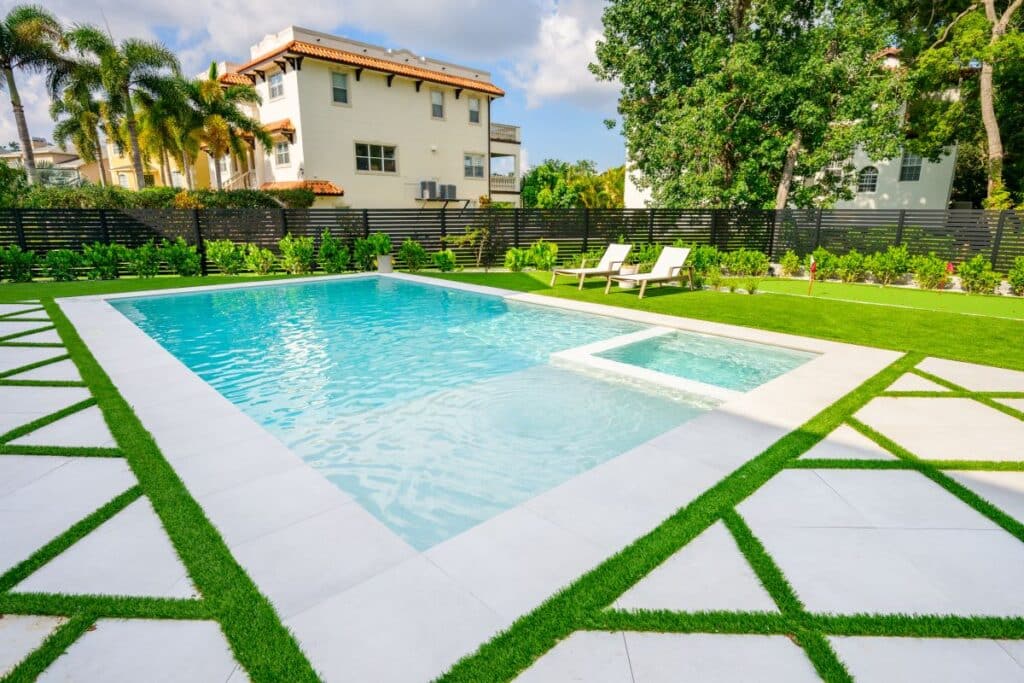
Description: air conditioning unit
xmin=438 ymin=184 xmax=457 ymax=200
xmin=419 ymin=180 xmax=437 ymax=199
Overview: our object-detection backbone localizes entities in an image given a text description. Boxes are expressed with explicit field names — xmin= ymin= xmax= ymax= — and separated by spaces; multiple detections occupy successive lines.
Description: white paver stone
xmin=830 ymin=636 xmax=1024 ymax=682
xmin=613 ymin=521 xmax=777 ymax=613
xmin=0 ymin=304 xmax=41 ymax=317
xmin=10 ymin=329 xmax=61 ymax=345
xmin=948 ymin=470 xmax=1024 ymax=526
xmin=918 ymin=357 xmax=1024 ymax=392
xmin=856 ymin=397 xmax=1024 ymax=461
xmin=514 ymin=632 xmax=632 ymax=683
xmin=9 ymin=405 xmax=115 ymax=449
xmin=14 ymin=498 xmax=197 ymax=599
xmin=0 ymin=615 xmax=67 ymax=677
xmin=0 ymin=385 xmax=90 ymax=435
xmin=624 ymin=633 xmax=820 ymax=682
xmin=996 ymin=398 xmax=1024 ymax=413
xmin=886 ymin=372 xmax=949 ymax=392
xmin=0 ymin=346 xmax=64 ymax=375
xmin=0 ymin=455 xmax=72 ymax=497
xmin=799 ymin=424 xmax=897 ymax=461
xmin=37 ymin=619 xmax=241 ymax=682
xmin=7 ymin=359 xmax=81 ymax=383
xmin=0 ymin=321 xmax=49 ymax=339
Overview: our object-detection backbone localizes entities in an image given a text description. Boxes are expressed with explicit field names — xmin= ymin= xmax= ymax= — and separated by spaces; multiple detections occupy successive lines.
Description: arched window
xmin=857 ymin=166 xmax=878 ymax=193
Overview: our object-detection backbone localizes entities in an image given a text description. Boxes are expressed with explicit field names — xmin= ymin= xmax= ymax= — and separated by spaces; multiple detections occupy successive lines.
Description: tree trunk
xmin=980 ymin=0 xmax=1023 ymax=198
xmin=774 ymin=130 xmax=802 ymax=210
xmin=162 ymin=148 xmax=173 ymax=187
xmin=3 ymin=66 xmax=38 ymax=185
xmin=122 ymin=88 xmax=146 ymax=189
xmin=213 ymin=156 xmax=223 ymax=190
xmin=93 ymin=125 xmax=107 ymax=187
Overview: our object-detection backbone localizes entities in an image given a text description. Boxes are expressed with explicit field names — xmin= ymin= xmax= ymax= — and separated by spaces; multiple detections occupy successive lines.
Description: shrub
xmin=1 ymin=245 xmax=35 ymax=282
xmin=433 ymin=248 xmax=457 ymax=272
xmin=632 ymin=242 xmax=663 ymax=273
xmin=867 ymin=245 xmax=910 ymax=285
xmin=245 ymin=244 xmax=276 ymax=274
xmin=705 ymin=265 xmax=724 ymax=290
xmin=723 ymin=248 xmax=769 ymax=276
xmin=836 ymin=249 xmax=868 ymax=283
xmin=563 ymin=249 xmax=604 ymax=268
xmin=160 ymin=238 xmax=201 ymax=276
xmin=44 ymin=249 xmax=80 ymax=282
xmin=744 ymin=277 xmax=762 ymax=294
xmin=1009 ymin=256 xmax=1024 ymax=296
xmin=527 ymin=239 xmax=559 ymax=270
xmin=367 ymin=232 xmax=392 ymax=256
xmin=82 ymin=242 xmax=125 ymax=280
xmin=779 ymin=250 xmax=801 ymax=277
xmin=206 ymin=239 xmax=246 ymax=275
xmin=808 ymin=246 xmax=838 ymax=280
xmin=504 ymin=247 xmax=530 ymax=272
xmin=353 ymin=237 xmax=377 ymax=270
xmin=911 ymin=253 xmax=950 ymax=290
xmin=278 ymin=234 xmax=316 ymax=274
xmin=678 ymin=242 xmax=721 ymax=274
xmin=397 ymin=238 xmax=429 ymax=272
xmin=957 ymin=254 xmax=1001 ymax=294
xmin=318 ymin=230 xmax=351 ymax=274
xmin=125 ymin=240 xmax=161 ymax=278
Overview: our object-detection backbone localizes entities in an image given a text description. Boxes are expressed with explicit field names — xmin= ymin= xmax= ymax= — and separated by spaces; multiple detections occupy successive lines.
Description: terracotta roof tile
xmin=263 ymin=118 xmax=295 ymax=133
xmin=218 ymin=72 xmax=254 ymax=86
xmin=261 ymin=180 xmax=344 ymax=196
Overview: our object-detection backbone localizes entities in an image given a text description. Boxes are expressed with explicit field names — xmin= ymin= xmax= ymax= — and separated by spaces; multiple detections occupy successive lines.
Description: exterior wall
xmin=625 ymin=164 xmax=653 ymax=209
xmin=834 ymin=146 xmax=957 ymax=210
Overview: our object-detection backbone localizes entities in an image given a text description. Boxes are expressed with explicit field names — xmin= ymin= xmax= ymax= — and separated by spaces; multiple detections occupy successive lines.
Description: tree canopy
xmin=521 ymin=160 xmax=625 ymax=209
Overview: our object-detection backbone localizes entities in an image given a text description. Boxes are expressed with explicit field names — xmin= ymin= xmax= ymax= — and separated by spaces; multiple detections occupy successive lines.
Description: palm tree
xmin=0 ymin=5 xmax=63 ymax=185
xmin=134 ymin=77 xmax=189 ymax=187
xmin=184 ymin=63 xmax=270 ymax=189
xmin=49 ymin=58 xmax=109 ymax=186
xmin=65 ymin=26 xmax=179 ymax=189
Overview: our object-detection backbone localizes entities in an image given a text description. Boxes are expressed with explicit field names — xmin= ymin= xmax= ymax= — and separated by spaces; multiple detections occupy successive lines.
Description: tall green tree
xmin=49 ymin=59 xmax=110 ymax=187
xmin=65 ymin=26 xmax=180 ymax=189
xmin=521 ymin=159 xmax=625 ymax=209
xmin=0 ymin=5 xmax=63 ymax=185
xmin=592 ymin=0 xmax=904 ymax=209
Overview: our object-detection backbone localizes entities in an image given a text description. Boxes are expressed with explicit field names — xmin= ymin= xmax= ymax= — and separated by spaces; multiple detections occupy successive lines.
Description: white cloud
xmin=0 ymin=72 xmax=52 ymax=148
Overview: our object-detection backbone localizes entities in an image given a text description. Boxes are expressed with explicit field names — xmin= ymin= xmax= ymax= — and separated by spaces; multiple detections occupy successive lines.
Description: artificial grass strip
xmin=788 ymin=459 xmax=911 ymax=470
xmin=0 ymin=325 xmax=56 ymax=343
xmin=0 ymin=445 xmax=122 ymax=458
xmin=44 ymin=300 xmax=319 ymax=682
xmin=814 ymin=614 xmax=1024 ymax=640
xmin=588 ymin=609 xmax=790 ymax=635
xmin=0 ymin=593 xmax=211 ymax=621
xmin=0 ymin=398 xmax=96 ymax=444
xmin=0 ymin=306 xmax=46 ymax=320
xmin=438 ymin=353 xmax=921 ymax=683
xmin=929 ymin=460 xmax=1024 ymax=471
xmin=0 ymin=353 xmax=70 ymax=380
xmin=0 ymin=342 xmax=65 ymax=349
xmin=0 ymin=487 xmax=142 ymax=593
xmin=907 ymin=368 xmax=1024 ymax=422
xmin=0 ymin=380 xmax=88 ymax=388
xmin=0 ymin=613 xmax=94 ymax=683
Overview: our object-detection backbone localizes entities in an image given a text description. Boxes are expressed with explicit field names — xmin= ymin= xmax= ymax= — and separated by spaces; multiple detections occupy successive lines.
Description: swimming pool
xmin=113 ymin=277 xmax=792 ymax=549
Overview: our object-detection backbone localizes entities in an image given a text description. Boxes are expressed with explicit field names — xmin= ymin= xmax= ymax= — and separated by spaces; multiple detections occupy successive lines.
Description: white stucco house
xmin=214 ymin=26 xmax=522 ymax=208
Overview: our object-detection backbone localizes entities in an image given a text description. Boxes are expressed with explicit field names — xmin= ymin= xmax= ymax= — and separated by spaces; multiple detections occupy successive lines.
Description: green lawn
xmin=427 ymin=271 xmax=1024 ymax=371
xmin=0 ymin=274 xmax=307 ymax=304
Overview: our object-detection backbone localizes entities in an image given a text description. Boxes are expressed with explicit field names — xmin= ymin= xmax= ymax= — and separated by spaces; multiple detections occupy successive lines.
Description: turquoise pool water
xmin=112 ymin=277 xmax=781 ymax=549
xmin=597 ymin=331 xmax=814 ymax=391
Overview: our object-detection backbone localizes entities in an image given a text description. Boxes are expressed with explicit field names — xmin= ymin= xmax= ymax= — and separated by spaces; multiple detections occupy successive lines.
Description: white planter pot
xmin=619 ymin=265 xmax=639 ymax=289
xmin=377 ymin=254 xmax=393 ymax=273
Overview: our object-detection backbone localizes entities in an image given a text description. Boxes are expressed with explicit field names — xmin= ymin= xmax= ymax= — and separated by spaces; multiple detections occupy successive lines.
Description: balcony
xmin=490 ymin=174 xmax=519 ymax=193
xmin=490 ymin=123 xmax=520 ymax=144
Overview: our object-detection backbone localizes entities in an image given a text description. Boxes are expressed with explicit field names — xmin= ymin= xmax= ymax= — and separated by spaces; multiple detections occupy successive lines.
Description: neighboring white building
xmin=624 ymin=163 xmax=652 ymax=208
xmin=215 ymin=26 xmax=522 ymax=207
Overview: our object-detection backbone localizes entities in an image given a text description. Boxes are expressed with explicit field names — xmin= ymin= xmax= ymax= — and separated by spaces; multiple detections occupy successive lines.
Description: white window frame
xmin=468 ymin=96 xmax=481 ymax=124
xmin=274 ymin=141 xmax=290 ymax=166
xmin=430 ymin=90 xmax=445 ymax=119
xmin=330 ymin=71 xmax=350 ymax=105
xmin=117 ymin=172 xmax=129 ymax=188
xmin=857 ymin=166 xmax=878 ymax=193
xmin=355 ymin=143 xmax=398 ymax=174
xmin=899 ymin=152 xmax=922 ymax=182
xmin=464 ymin=153 xmax=485 ymax=179
xmin=268 ymin=72 xmax=284 ymax=100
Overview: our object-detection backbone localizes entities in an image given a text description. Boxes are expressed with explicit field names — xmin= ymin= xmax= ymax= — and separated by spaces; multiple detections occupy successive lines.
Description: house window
xmin=269 ymin=72 xmax=284 ymax=99
xmin=468 ymin=97 xmax=480 ymax=124
xmin=857 ymin=166 xmax=878 ymax=193
xmin=899 ymin=152 xmax=922 ymax=181
xmin=331 ymin=72 xmax=349 ymax=104
xmin=355 ymin=143 xmax=397 ymax=173
xmin=431 ymin=90 xmax=444 ymax=119
xmin=143 ymin=173 xmax=155 ymax=187
xmin=219 ymin=156 xmax=231 ymax=175
xmin=464 ymin=153 xmax=484 ymax=178
xmin=275 ymin=142 xmax=290 ymax=166
xmin=117 ymin=172 xmax=129 ymax=188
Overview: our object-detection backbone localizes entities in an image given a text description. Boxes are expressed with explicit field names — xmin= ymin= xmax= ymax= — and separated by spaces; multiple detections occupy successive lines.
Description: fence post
xmin=13 ymin=209 xmax=27 ymax=250
xmin=439 ymin=208 xmax=447 ymax=247
xmin=513 ymin=209 xmax=520 ymax=249
xmin=894 ymin=209 xmax=906 ymax=246
xmin=192 ymin=209 xmax=208 ymax=276
xmin=647 ymin=209 xmax=655 ymax=243
xmin=991 ymin=210 xmax=1008 ymax=270
xmin=279 ymin=208 xmax=289 ymax=237
xmin=813 ymin=208 xmax=824 ymax=249
xmin=98 ymin=209 xmax=110 ymax=244
xmin=361 ymin=209 xmax=370 ymax=238
xmin=582 ymin=208 xmax=590 ymax=252
xmin=710 ymin=210 xmax=719 ymax=249
xmin=765 ymin=210 xmax=777 ymax=261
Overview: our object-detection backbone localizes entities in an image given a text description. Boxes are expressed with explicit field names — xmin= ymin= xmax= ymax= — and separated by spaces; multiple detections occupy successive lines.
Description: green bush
xmin=779 ymin=250 xmax=801 ymax=277
xmin=632 ymin=242 xmax=663 ymax=273
xmin=397 ymin=238 xmax=429 ymax=272
xmin=527 ymin=239 xmax=559 ymax=270
xmin=368 ymin=232 xmax=393 ymax=256
xmin=1008 ymin=256 xmax=1024 ymax=296
xmin=353 ymin=238 xmax=377 ymax=271
xmin=867 ymin=245 xmax=910 ymax=285
xmin=504 ymin=247 xmax=530 ymax=272
xmin=1 ymin=245 xmax=35 ymax=282
xmin=911 ymin=253 xmax=950 ymax=290
xmin=82 ymin=242 xmax=125 ymax=280
xmin=433 ymin=248 xmax=457 ymax=272
xmin=723 ymin=248 xmax=769 ymax=276
xmin=705 ymin=265 xmax=724 ymax=290
xmin=19 ymin=185 xmax=314 ymax=209
xmin=744 ymin=277 xmax=762 ymax=294
xmin=562 ymin=249 xmax=604 ymax=269
xmin=206 ymin=239 xmax=246 ymax=275
xmin=677 ymin=242 xmax=721 ymax=274
xmin=245 ymin=244 xmax=276 ymax=274
xmin=957 ymin=254 xmax=1001 ymax=294
xmin=125 ymin=240 xmax=161 ymax=278
xmin=808 ymin=246 xmax=838 ymax=280
xmin=836 ymin=249 xmax=868 ymax=283
xmin=44 ymin=249 xmax=81 ymax=282
xmin=160 ymin=238 xmax=201 ymax=276
xmin=317 ymin=230 xmax=351 ymax=274
xmin=278 ymin=234 xmax=316 ymax=274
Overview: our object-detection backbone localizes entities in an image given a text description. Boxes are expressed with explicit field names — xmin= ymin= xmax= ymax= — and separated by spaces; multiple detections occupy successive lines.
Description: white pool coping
xmin=59 ymin=274 xmax=900 ymax=682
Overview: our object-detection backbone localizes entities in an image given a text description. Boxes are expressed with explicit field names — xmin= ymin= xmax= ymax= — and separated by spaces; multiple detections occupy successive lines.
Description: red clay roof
xmin=263 ymin=118 xmax=295 ymax=134
xmin=261 ymin=180 xmax=344 ymax=196
xmin=235 ymin=40 xmax=504 ymax=97
xmin=218 ymin=72 xmax=254 ymax=86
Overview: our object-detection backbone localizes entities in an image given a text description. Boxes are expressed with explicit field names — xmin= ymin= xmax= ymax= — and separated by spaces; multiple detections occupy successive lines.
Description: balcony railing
xmin=490 ymin=175 xmax=519 ymax=193
xmin=490 ymin=123 xmax=520 ymax=144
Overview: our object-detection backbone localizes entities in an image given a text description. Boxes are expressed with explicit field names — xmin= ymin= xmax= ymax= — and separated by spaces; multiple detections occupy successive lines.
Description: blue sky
xmin=5 ymin=0 xmax=626 ymax=171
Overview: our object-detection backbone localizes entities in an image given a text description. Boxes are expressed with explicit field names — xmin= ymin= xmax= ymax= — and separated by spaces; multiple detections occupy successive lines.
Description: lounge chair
xmin=550 ymin=243 xmax=632 ymax=290
xmin=605 ymin=246 xmax=693 ymax=299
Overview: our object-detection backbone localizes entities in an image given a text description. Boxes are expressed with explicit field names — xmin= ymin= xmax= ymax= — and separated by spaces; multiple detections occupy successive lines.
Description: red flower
xmin=946 ymin=262 xmax=955 ymax=274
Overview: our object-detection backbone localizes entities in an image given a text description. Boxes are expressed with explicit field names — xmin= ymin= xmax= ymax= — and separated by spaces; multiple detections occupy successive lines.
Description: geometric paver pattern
xmin=0 ymin=615 xmax=67 ymax=677
xmin=886 ymin=372 xmax=949 ymax=392
xmin=947 ymin=470 xmax=1024 ymax=526
xmin=917 ymin=357 xmax=1024 ymax=392
xmin=8 ymin=405 xmax=117 ymax=448
xmin=798 ymin=423 xmax=898 ymax=461
xmin=6 ymin=358 xmax=83 ymax=383
xmin=829 ymin=636 xmax=1024 ymax=682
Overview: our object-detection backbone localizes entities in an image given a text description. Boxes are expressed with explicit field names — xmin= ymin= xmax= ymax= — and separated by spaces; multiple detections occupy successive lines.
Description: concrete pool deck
xmin=3 ymin=276 xmax=1023 ymax=680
